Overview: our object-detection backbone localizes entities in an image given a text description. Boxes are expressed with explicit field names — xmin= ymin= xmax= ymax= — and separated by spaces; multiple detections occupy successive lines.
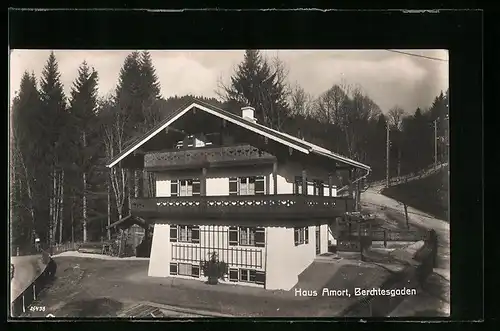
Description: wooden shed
xmin=107 ymin=215 xmax=153 ymax=257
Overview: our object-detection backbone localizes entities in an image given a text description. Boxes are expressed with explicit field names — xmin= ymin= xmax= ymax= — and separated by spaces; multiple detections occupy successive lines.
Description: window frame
xmin=313 ymin=179 xmax=325 ymax=196
xmin=171 ymin=178 xmax=201 ymax=197
xmin=294 ymin=226 xmax=309 ymax=246
xmin=238 ymin=227 xmax=256 ymax=246
xmin=294 ymin=176 xmax=303 ymax=195
xmin=237 ymin=268 xmax=265 ymax=285
xmin=229 ymin=226 xmax=265 ymax=247
xmin=178 ymin=262 xmax=193 ymax=276
xmin=170 ymin=225 xmax=200 ymax=243
xmin=170 ymin=262 xmax=200 ymax=278
xmin=229 ymin=176 xmax=266 ymax=196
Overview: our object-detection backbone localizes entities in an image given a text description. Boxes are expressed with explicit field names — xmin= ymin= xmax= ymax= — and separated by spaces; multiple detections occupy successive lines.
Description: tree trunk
xmin=128 ymin=169 xmax=133 ymax=214
xmin=83 ymin=171 xmax=87 ymax=243
xmin=59 ymin=170 xmax=64 ymax=244
xmin=49 ymin=168 xmax=56 ymax=253
xmin=107 ymin=170 xmax=111 ymax=241
xmin=148 ymin=172 xmax=156 ymax=197
xmin=71 ymin=198 xmax=74 ymax=244
xmin=82 ymin=131 xmax=88 ymax=243
xmin=53 ymin=170 xmax=61 ymax=246
xmin=134 ymin=170 xmax=140 ymax=198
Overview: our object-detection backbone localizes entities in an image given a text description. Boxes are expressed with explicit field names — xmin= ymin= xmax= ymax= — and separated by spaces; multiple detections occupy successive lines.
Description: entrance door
xmin=316 ymin=226 xmax=321 ymax=255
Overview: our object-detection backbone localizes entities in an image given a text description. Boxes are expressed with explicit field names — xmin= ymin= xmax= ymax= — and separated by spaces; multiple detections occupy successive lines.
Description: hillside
xmin=381 ymin=166 xmax=449 ymax=222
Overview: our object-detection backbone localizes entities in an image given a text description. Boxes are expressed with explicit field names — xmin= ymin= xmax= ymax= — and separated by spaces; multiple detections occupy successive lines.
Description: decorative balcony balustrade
xmin=131 ymin=195 xmax=354 ymax=220
xmin=144 ymin=145 xmax=276 ymax=170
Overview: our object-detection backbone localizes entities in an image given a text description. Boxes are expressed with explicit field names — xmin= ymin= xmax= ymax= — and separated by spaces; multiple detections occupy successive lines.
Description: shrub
xmin=201 ymin=252 xmax=228 ymax=284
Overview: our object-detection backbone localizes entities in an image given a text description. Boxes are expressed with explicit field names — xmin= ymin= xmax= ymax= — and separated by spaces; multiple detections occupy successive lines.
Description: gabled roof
xmin=106 ymin=97 xmax=370 ymax=171
xmin=107 ymin=214 xmax=149 ymax=229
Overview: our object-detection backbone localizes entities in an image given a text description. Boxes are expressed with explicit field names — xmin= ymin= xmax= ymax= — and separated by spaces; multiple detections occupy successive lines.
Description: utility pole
xmin=434 ymin=119 xmax=438 ymax=168
xmin=386 ymin=124 xmax=390 ymax=187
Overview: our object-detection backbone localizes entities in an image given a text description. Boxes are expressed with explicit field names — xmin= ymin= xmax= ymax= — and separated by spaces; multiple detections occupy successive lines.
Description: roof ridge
xmin=106 ymin=100 xmax=370 ymax=171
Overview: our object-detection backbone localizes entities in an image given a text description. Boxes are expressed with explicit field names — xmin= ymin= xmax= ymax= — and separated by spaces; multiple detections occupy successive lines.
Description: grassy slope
xmin=381 ymin=166 xmax=449 ymax=222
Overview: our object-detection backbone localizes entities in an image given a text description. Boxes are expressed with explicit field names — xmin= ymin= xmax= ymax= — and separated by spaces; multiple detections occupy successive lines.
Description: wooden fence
xmin=11 ymin=242 xmax=81 ymax=257
xmin=337 ymin=229 xmax=425 ymax=252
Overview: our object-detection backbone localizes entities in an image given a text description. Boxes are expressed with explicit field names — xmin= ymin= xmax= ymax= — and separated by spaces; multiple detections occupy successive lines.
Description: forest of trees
xmin=10 ymin=50 xmax=449 ymax=251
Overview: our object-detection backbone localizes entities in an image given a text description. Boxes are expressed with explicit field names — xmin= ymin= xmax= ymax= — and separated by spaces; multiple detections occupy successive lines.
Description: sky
xmin=9 ymin=49 xmax=448 ymax=114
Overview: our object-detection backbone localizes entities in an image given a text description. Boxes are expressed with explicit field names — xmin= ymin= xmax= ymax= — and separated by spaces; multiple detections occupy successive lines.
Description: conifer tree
xmin=139 ymin=51 xmax=162 ymax=129
xmin=69 ymin=61 xmax=99 ymax=242
xmin=39 ymin=51 xmax=68 ymax=248
xmin=222 ymin=50 xmax=290 ymax=129
xmin=115 ymin=51 xmax=142 ymax=134
xmin=11 ymin=71 xmax=41 ymax=248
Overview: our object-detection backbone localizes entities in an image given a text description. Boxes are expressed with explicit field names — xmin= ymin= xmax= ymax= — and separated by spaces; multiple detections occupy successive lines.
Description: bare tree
xmin=11 ymin=133 xmax=36 ymax=245
xmin=387 ymin=106 xmax=405 ymax=130
xmin=102 ymin=106 xmax=130 ymax=223
xmin=315 ymin=84 xmax=349 ymax=124
xmin=388 ymin=105 xmax=406 ymax=177
xmin=289 ymin=83 xmax=314 ymax=118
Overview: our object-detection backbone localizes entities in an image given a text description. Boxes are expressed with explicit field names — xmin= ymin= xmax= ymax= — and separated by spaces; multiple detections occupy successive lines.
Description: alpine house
xmin=106 ymin=98 xmax=370 ymax=290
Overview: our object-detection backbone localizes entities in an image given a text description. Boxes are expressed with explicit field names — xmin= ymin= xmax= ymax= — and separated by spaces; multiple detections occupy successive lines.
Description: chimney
xmin=241 ymin=106 xmax=256 ymax=123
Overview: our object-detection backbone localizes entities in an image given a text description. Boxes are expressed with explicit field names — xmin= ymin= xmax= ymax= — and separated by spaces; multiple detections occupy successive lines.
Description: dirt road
xmin=361 ymin=187 xmax=450 ymax=316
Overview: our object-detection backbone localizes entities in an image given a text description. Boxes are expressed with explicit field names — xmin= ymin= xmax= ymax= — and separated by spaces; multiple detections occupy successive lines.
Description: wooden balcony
xmin=144 ymin=144 xmax=276 ymax=170
xmin=131 ymin=195 xmax=354 ymax=220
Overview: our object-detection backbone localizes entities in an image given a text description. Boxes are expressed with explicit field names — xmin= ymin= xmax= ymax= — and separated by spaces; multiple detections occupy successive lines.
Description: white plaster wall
xmin=328 ymin=226 xmax=338 ymax=246
xmin=265 ymin=227 xmax=298 ymax=290
xmin=273 ymin=161 xmax=340 ymax=196
xmin=148 ymin=223 xmax=171 ymax=277
xmin=171 ymin=225 xmax=265 ymax=271
xmin=292 ymin=225 xmax=317 ymax=276
xmin=155 ymin=166 xmax=272 ymax=197
xmin=156 ymin=177 xmax=171 ymax=197
xmin=274 ymin=174 xmax=294 ymax=194
xmin=155 ymin=161 xmax=339 ymax=198
xmin=206 ymin=178 xmax=228 ymax=196
xmin=320 ymin=224 xmax=329 ymax=254
xmin=149 ymin=222 xmax=323 ymax=289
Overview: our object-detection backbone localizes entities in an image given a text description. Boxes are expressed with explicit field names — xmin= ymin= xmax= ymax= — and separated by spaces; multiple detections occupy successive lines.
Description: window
xmin=192 ymin=264 xmax=200 ymax=278
xmin=170 ymin=263 xmax=178 ymax=275
xmin=229 ymin=227 xmax=265 ymax=247
xmin=229 ymin=268 xmax=239 ymax=282
xmin=294 ymin=227 xmax=309 ymax=246
xmin=239 ymin=227 xmax=255 ymax=246
xmin=294 ymin=176 xmax=303 ymax=195
xmin=170 ymin=225 xmax=200 ymax=243
xmin=313 ymin=180 xmax=324 ymax=196
xmin=179 ymin=225 xmax=192 ymax=242
xmin=237 ymin=268 xmax=266 ymax=285
xmin=170 ymin=262 xmax=200 ymax=278
xmin=229 ymin=176 xmax=265 ymax=196
xmin=171 ymin=179 xmax=200 ymax=197
xmin=240 ymin=268 xmax=256 ymax=282
xmin=178 ymin=263 xmax=192 ymax=276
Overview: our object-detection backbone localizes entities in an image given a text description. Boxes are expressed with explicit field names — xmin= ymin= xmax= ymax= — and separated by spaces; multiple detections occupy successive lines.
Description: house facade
xmin=106 ymin=99 xmax=370 ymax=291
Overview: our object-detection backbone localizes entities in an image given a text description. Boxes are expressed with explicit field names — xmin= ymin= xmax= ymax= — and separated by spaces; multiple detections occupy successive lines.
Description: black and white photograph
xmin=9 ymin=49 xmax=450 ymax=318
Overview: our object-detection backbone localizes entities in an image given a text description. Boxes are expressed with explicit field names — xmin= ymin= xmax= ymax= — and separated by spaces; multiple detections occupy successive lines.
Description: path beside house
xmin=23 ymin=254 xmax=391 ymax=318
xmin=361 ymin=186 xmax=450 ymax=316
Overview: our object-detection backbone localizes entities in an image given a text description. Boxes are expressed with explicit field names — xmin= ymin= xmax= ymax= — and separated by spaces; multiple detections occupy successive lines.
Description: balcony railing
xmin=144 ymin=144 xmax=276 ymax=170
xmin=131 ymin=195 xmax=354 ymax=220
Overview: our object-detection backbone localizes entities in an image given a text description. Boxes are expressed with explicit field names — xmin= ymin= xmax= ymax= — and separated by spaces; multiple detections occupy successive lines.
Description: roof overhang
xmin=107 ymin=102 xmax=309 ymax=168
xmin=106 ymin=99 xmax=371 ymax=172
